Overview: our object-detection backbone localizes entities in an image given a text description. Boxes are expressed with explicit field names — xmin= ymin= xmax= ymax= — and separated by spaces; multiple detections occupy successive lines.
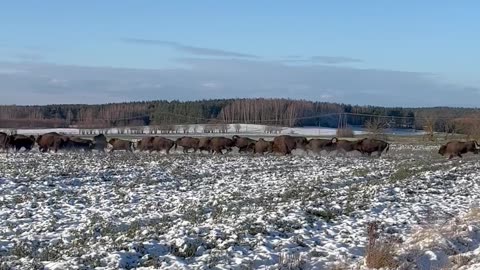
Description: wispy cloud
xmin=283 ymin=56 xmax=363 ymax=64
xmin=121 ymin=38 xmax=258 ymax=58
xmin=310 ymin=56 xmax=362 ymax=64
xmin=13 ymin=52 xmax=43 ymax=62
xmin=0 ymin=59 xmax=477 ymax=107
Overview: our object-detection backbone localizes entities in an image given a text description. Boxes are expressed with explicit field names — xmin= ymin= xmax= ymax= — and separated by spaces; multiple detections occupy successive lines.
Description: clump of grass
xmin=306 ymin=208 xmax=336 ymax=222
xmin=279 ymin=252 xmax=306 ymax=270
xmin=365 ymin=222 xmax=398 ymax=269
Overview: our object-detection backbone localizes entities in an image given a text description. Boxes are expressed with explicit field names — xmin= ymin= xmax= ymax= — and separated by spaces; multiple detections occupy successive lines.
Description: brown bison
xmin=438 ymin=140 xmax=479 ymax=159
xmin=65 ymin=137 xmax=93 ymax=151
xmin=232 ymin=135 xmax=256 ymax=153
xmin=306 ymin=138 xmax=337 ymax=154
xmin=198 ymin=137 xmax=212 ymax=153
xmin=354 ymin=138 xmax=390 ymax=157
xmin=254 ymin=138 xmax=273 ymax=155
xmin=174 ymin=137 xmax=200 ymax=153
xmin=92 ymin=134 xmax=108 ymax=152
xmin=6 ymin=134 xmax=36 ymax=152
xmin=137 ymin=137 xmax=155 ymax=152
xmin=37 ymin=132 xmax=70 ymax=152
xmin=139 ymin=136 xmax=175 ymax=154
xmin=272 ymin=135 xmax=308 ymax=155
xmin=209 ymin=137 xmax=235 ymax=154
xmin=108 ymin=138 xmax=134 ymax=152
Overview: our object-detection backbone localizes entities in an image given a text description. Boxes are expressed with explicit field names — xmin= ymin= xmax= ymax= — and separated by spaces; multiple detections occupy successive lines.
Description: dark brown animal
xmin=108 ymin=138 xmax=134 ymax=152
xmin=6 ymin=134 xmax=36 ymax=152
xmin=354 ymin=138 xmax=390 ymax=157
xmin=65 ymin=137 xmax=93 ymax=151
xmin=198 ymin=137 xmax=212 ymax=153
xmin=174 ymin=137 xmax=200 ymax=153
xmin=272 ymin=135 xmax=308 ymax=155
xmin=333 ymin=137 xmax=362 ymax=154
xmin=209 ymin=137 xmax=235 ymax=154
xmin=438 ymin=140 xmax=479 ymax=159
xmin=149 ymin=137 xmax=175 ymax=154
xmin=0 ymin=132 xmax=8 ymax=151
xmin=92 ymin=134 xmax=108 ymax=152
xmin=232 ymin=135 xmax=256 ymax=153
xmin=306 ymin=138 xmax=337 ymax=154
xmin=254 ymin=138 xmax=273 ymax=155
xmin=37 ymin=132 xmax=70 ymax=152
xmin=137 ymin=137 xmax=155 ymax=152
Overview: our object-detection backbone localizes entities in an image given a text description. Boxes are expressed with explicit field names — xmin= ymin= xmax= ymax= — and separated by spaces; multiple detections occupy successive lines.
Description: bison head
xmin=438 ymin=145 xmax=447 ymax=156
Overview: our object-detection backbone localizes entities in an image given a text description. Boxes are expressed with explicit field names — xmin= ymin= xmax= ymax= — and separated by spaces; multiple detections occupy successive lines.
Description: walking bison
xmin=354 ymin=138 xmax=390 ymax=157
xmin=175 ymin=137 xmax=200 ymax=153
xmin=232 ymin=135 xmax=256 ymax=153
xmin=272 ymin=135 xmax=308 ymax=155
xmin=254 ymin=138 xmax=273 ymax=155
xmin=6 ymin=134 xmax=36 ymax=152
xmin=37 ymin=132 xmax=70 ymax=152
xmin=92 ymin=134 xmax=108 ymax=152
xmin=138 ymin=136 xmax=174 ymax=154
xmin=209 ymin=137 xmax=235 ymax=154
xmin=306 ymin=138 xmax=337 ymax=154
xmin=438 ymin=140 xmax=479 ymax=159
xmin=108 ymin=138 xmax=134 ymax=152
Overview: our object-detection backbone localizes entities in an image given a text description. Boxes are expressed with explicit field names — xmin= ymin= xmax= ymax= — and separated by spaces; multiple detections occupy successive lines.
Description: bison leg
xmin=457 ymin=153 xmax=463 ymax=158
xmin=448 ymin=154 xmax=454 ymax=159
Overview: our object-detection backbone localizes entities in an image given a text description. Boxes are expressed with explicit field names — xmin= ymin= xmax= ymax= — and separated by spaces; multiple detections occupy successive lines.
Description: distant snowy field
xmin=1 ymin=145 xmax=479 ymax=269
xmin=2 ymin=124 xmax=426 ymax=137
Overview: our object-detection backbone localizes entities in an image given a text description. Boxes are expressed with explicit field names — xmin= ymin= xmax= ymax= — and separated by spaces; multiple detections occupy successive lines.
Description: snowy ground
xmin=0 ymin=145 xmax=479 ymax=269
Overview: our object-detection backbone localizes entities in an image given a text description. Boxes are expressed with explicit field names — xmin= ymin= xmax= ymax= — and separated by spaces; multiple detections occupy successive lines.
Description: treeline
xmin=0 ymin=98 xmax=479 ymax=131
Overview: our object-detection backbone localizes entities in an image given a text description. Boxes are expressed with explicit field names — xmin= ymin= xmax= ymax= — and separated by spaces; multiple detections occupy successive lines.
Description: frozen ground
xmin=0 ymin=145 xmax=479 ymax=269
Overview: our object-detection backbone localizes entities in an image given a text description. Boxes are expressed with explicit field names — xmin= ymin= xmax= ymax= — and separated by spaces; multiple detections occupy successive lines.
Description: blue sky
xmin=0 ymin=1 xmax=479 ymax=106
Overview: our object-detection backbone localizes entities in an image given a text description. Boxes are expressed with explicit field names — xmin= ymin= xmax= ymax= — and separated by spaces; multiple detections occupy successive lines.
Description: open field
xmin=1 ymin=143 xmax=480 ymax=269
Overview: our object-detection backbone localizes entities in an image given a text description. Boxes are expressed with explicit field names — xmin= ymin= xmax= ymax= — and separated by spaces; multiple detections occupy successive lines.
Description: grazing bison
xmin=0 ymin=132 xmax=8 ymax=151
xmin=209 ymin=137 xmax=235 ymax=154
xmin=232 ymin=135 xmax=256 ymax=153
xmin=272 ymin=135 xmax=308 ymax=155
xmin=438 ymin=140 xmax=479 ymax=159
xmin=306 ymin=138 xmax=337 ymax=154
xmin=6 ymin=134 xmax=36 ymax=152
xmin=92 ymin=134 xmax=108 ymax=152
xmin=254 ymin=138 xmax=273 ymax=155
xmin=354 ymin=138 xmax=390 ymax=157
xmin=65 ymin=137 xmax=93 ymax=151
xmin=108 ymin=138 xmax=134 ymax=152
xmin=198 ymin=137 xmax=212 ymax=153
xmin=37 ymin=132 xmax=70 ymax=152
xmin=174 ymin=137 xmax=200 ymax=153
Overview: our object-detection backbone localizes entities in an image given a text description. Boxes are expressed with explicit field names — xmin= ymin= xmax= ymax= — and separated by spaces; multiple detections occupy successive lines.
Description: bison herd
xmin=0 ymin=131 xmax=478 ymax=159
xmin=0 ymin=132 xmax=391 ymax=156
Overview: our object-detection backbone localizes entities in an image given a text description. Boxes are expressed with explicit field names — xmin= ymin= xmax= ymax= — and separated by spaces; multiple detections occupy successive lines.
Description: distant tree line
xmin=1 ymin=99 xmax=479 ymax=133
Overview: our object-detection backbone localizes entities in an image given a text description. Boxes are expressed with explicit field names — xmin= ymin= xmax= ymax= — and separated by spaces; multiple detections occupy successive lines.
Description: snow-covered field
xmin=1 ymin=145 xmax=479 ymax=269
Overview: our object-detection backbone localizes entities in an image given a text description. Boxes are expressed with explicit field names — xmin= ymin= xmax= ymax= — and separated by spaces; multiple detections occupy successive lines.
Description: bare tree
xmin=365 ymin=118 xmax=388 ymax=140
xmin=234 ymin=123 xmax=242 ymax=133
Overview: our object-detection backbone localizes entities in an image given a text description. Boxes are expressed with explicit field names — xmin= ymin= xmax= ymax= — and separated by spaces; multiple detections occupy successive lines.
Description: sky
xmin=0 ymin=1 xmax=479 ymax=107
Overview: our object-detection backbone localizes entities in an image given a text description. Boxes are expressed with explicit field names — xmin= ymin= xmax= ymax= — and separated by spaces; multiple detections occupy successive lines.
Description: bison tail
xmin=385 ymin=143 xmax=390 ymax=153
